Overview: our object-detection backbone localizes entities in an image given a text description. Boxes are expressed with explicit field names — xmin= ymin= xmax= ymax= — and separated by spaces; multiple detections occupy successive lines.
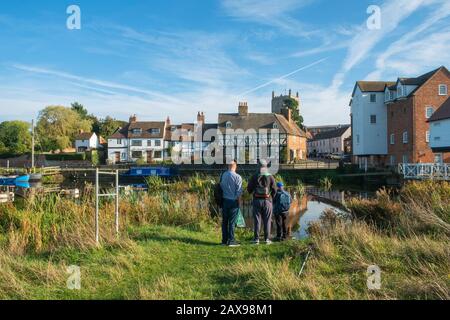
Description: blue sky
xmin=1 ymin=0 xmax=450 ymax=126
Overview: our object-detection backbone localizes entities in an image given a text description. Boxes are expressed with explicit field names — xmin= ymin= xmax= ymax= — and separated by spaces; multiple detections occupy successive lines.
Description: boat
xmin=0 ymin=175 xmax=30 ymax=186
xmin=122 ymin=167 xmax=174 ymax=177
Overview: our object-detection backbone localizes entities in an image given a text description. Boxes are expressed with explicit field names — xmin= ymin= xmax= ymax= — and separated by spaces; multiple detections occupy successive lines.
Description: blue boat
xmin=122 ymin=167 xmax=173 ymax=177
xmin=0 ymin=175 xmax=30 ymax=186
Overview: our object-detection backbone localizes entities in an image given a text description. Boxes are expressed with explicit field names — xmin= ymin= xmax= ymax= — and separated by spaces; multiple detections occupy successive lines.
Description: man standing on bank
xmin=220 ymin=160 xmax=243 ymax=247
xmin=247 ymin=161 xmax=277 ymax=245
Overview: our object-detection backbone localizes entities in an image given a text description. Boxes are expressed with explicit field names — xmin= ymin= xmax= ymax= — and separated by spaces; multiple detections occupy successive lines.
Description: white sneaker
xmin=252 ymin=239 xmax=260 ymax=245
xmin=265 ymin=239 xmax=272 ymax=245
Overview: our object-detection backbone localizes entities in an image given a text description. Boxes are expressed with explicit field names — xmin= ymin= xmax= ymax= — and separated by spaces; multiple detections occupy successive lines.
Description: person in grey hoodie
xmin=219 ymin=160 xmax=243 ymax=247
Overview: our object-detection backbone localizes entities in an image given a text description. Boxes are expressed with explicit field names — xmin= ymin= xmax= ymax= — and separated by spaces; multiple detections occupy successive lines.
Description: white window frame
xmin=403 ymin=132 xmax=408 ymax=144
xmin=226 ymin=121 xmax=232 ymax=129
xmin=425 ymin=106 xmax=434 ymax=119
xmin=390 ymin=134 xmax=395 ymax=145
xmin=439 ymin=84 xmax=448 ymax=96
xmin=426 ymin=131 xmax=430 ymax=143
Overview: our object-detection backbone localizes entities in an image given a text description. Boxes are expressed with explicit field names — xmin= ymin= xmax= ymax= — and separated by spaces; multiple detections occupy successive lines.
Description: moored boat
xmin=0 ymin=175 xmax=30 ymax=185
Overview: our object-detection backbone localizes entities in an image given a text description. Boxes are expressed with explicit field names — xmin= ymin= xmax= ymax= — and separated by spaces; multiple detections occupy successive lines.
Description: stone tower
xmin=271 ymin=90 xmax=300 ymax=114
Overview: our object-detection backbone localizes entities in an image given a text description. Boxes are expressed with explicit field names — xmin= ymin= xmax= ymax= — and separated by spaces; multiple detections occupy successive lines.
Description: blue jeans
xmin=222 ymin=199 xmax=239 ymax=244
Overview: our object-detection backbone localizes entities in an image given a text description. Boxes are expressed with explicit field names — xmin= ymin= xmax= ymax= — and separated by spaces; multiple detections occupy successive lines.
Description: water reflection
xmin=242 ymin=187 xmax=373 ymax=239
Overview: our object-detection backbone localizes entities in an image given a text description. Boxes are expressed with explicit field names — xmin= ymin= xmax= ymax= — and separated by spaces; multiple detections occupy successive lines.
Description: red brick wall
xmin=388 ymin=69 xmax=450 ymax=164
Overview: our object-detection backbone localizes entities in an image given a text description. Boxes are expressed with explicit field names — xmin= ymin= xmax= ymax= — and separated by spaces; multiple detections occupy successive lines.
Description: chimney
xmin=282 ymin=107 xmax=292 ymax=122
xmin=166 ymin=116 xmax=171 ymax=126
xmin=197 ymin=111 xmax=205 ymax=124
xmin=238 ymin=102 xmax=248 ymax=116
xmin=129 ymin=114 xmax=137 ymax=123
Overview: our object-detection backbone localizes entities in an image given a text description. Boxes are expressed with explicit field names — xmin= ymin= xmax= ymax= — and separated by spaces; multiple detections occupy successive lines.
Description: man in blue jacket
xmin=273 ymin=182 xmax=292 ymax=241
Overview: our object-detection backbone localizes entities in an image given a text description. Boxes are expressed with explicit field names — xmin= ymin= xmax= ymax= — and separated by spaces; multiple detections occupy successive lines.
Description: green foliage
xmin=88 ymin=150 xmax=100 ymax=166
xmin=283 ymin=97 xmax=304 ymax=129
xmin=0 ymin=121 xmax=31 ymax=155
xmin=93 ymin=116 xmax=127 ymax=138
xmin=36 ymin=106 xmax=93 ymax=151
xmin=70 ymin=102 xmax=88 ymax=119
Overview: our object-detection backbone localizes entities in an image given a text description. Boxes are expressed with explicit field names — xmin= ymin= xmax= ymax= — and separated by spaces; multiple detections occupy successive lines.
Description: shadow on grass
xmin=132 ymin=232 xmax=219 ymax=247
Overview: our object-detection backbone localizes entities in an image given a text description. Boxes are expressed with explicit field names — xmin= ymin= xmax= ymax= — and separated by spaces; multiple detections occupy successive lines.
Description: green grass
xmin=0 ymin=224 xmax=307 ymax=300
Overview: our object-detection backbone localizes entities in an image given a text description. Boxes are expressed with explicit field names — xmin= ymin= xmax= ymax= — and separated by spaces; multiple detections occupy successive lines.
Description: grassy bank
xmin=0 ymin=178 xmax=448 ymax=300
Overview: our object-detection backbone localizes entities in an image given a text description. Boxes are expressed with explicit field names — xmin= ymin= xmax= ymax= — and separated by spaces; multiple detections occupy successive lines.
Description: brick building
xmin=351 ymin=66 xmax=450 ymax=168
xmin=386 ymin=67 xmax=450 ymax=165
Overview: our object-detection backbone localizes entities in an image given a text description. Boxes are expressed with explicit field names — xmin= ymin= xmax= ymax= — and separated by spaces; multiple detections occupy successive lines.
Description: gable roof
xmin=310 ymin=125 xmax=351 ymax=141
xmin=218 ymin=113 xmax=306 ymax=137
xmin=109 ymin=121 xmax=166 ymax=139
xmin=429 ymin=97 xmax=450 ymax=122
xmin=75 ymin=132 xmax=95 ymax=140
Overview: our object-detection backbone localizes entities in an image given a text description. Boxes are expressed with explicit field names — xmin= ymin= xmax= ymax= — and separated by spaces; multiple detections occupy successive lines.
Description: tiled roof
xmin=310 ymin=125 xmax=351 ymax=141
xmin=109 ymin=121 xmax=166 ymax=139
xmin=218 ymin=113 xmax=306 ymax=137
xmin=356 ymin=81 xmax=396 ymax=92
xmin=429 ymin=97 xmax=450 ymax=122
xmin=75 ymin=132 xmax=95 ymax=140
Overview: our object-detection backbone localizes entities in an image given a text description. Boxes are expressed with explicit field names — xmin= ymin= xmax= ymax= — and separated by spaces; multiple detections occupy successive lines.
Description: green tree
xmin=36 ymin=106 xmax=92 ymax=151
xmin=283 ymin=97 xmax=304 ymax=129
xmin=97 ymin=116 xmax=127 ymax=138
xmin=71 ymin=102 xmax=89 ymax=119
xmin=0 ymin=121 xmax=32 ymax=155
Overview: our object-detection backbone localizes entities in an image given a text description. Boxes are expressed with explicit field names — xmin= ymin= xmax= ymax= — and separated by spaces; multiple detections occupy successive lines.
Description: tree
xmin=97 ymin=116 xmax=127 ymax=138
xmin=283 ymin=97 xmax=304 ymax=129
xmin=36 ymin=106 xmax=92 ymax=151
xmin=0 ymin=121 xmax=32 ymax=155
xmin=71 ymin=102 xmax=89 ymax=119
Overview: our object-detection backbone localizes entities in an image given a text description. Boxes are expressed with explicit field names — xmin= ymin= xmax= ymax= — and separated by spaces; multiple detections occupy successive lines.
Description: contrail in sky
xmin=238 ymin=57 xmax=328 ymax=97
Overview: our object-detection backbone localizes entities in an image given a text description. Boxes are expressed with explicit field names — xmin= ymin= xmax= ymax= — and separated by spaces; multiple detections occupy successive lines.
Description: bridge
xmin=398 ymin=163 xmax=450 ymax=181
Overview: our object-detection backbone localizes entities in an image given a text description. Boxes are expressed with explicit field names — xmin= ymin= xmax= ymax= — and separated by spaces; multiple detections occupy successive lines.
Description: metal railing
xmin=398 ymin=163 xmax=449 ymax=180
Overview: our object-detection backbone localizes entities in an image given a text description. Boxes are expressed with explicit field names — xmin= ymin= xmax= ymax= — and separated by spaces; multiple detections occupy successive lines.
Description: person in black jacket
xmin=247 ymin=161 xmax=277 ymax=245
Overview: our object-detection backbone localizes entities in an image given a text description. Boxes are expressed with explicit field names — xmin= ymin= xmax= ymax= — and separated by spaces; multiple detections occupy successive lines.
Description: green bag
xmin=236 ymin=209 xmax=246 ymax=228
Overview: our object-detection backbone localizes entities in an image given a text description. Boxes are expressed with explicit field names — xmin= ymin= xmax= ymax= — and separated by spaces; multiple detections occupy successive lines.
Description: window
xmin=402 ymin=155 xmax=409 ymax=164
xmin=403 ymin=132 xmax=408 ymax=144
xmin=390 ymin=155 xmax=396 ymax=166
xmin=121 ymin=152 xmax=126 ymax=160
xmin=132 ymin=128 xmax=142 ymax=134
xmin=390 ymin=91 xmax=394 ymax=100
xmin=370 ymin=115 xmax=377 ymax=124
xmin=155 ymin=140 xmax=161 ymax=147
xmin=131 ymin=151 xmax=142 ymax=158
xmin=226 ymin=121 xmax=232 ymax=128
xmin=131 ymin=140 xmax=142 ymax=147
xmin=370 ymin=94 xmax=377 ymax=103
xmin=390 ymin=134 xmax=395 ymax=145
xmin=147 ymin=140 xmax=152 ymax=147
xmin=426 ymin=131 xmax=430 ymax=143
xmin=426 ymin=106 xmax=434 ymax=119
xmin=150 ymin=128 xmax=160 ymax=135
xmin=439 ymin=84 xmax=448 ymax=96
xmin=435 ymin=154 xmax=443 ymax=164
xmin=385 ymin=91 xmax=389 ymax=101
xmin=397 ymin=86 xmax=402 ymax=97
xmin=273 ymin=123 xmax=278 ymax=129
xmin=116 ymin=139 xmax=122 ymax=145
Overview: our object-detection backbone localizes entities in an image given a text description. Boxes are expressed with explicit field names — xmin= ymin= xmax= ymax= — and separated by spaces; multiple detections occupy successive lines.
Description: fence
xmin=398 ymin=163 xmax=449 ymax=180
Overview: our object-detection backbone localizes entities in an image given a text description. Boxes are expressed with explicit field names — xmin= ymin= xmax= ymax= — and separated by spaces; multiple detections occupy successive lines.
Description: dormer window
xmin=150 ymin=128 xmax=160 ymax=135
xmin=439 ymin=84 xmax=448 ymax=96
xmin=132 ymin=128 xmax=142 ymax=134
xmin=390 ymin=90 xmax=394 ymax=100
xmin=273 ymin=123 xmax=279 ymax=129
xmin=226 ymin=121 xmax=232 ymax=129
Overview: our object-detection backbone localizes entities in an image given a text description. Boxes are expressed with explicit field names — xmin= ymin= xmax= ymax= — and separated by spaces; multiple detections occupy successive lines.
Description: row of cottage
xmin=75 ymin=66 xmax=450 ymax=167
xmin=104 ymin=92 xmax=310 ymax=165
xmin=351 ymin=66 xmax=450 ymax=168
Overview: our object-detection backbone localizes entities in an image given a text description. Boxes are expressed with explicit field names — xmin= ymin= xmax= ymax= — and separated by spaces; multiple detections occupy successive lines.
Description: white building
xmin=107 ymin=115 xmax=166 ymax=164
xmin=75 ymin=132 xmax=101 ymax=153
xmin=429 ymin=98 xmax=450 ymax=162
xmin=350 ymin=81 xmax=395 ymax=168
xmin=307 ymin=125 xmax=351 ymax=157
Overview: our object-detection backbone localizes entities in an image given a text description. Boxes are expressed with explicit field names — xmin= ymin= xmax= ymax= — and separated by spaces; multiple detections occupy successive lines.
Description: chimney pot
xmin=238 ymin=102 xmax=249 ymax=116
